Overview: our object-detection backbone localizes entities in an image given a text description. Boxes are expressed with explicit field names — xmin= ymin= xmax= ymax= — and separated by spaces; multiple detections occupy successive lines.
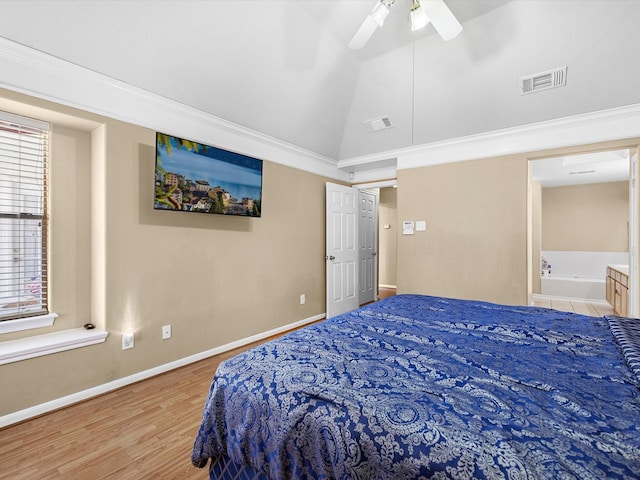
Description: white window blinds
xmin=0 ymin=111 xmax=50 ymax=321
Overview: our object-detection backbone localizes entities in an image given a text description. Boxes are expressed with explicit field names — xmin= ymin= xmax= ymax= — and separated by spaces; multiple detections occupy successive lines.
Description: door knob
xmin=326 ymin=255 xmax=335 ymax=260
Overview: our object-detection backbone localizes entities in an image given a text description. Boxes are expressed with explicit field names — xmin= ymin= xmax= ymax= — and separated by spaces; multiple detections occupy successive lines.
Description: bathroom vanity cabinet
xmin=606 ymin=265 xmax=629 ymax=316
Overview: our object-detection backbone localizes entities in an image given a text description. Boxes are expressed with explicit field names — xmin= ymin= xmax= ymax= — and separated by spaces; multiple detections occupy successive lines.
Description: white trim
xmin=629 ymin=151 xmax=639 ymax=317
xmin=0 ymin=37 xmax=348 ymax=183
xmin=0 ymin=312 xmax=57 ymax=334
xmin=349 ymin=166 xmax=398 ymax=184
xmin=3 ymin=38 xmax=640 ymax=183
xmin=379 ymin=284 xmax=397 ymax=289
xmin=342 ymin=104 xmax=640 ymax=174
xmin=339 ymin=153 xmax=397 ymax=170
xmin=355 ymin=180 xmax=397 ymax=190
xmin=0 ymin=327 xmax=107 ymax=365
xmin=0 ymin=312 xmax=325 ymax=428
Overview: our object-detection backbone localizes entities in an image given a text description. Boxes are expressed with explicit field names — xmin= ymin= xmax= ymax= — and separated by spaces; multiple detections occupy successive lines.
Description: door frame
xmin=629 ymin=148 xmax=639 ymax=316
xmin=326 ymin=180 xmax=394 ymax=317
xmin=527 ymin=145 xmax=638 ymax=315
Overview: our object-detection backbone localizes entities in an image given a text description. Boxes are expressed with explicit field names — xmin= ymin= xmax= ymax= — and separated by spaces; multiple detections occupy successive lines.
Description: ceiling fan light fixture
xmin=348 ymin=0 xmax=460 ymax=50
xmin=370 ymin=0 xmax=394 ymax=27
xmin=409 ymin=0 xmax=430 ymax=32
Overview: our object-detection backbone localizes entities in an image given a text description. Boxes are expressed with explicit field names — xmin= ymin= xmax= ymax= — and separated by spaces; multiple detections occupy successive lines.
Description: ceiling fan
xmin=348 ymin=0 xmax=463 ymax=50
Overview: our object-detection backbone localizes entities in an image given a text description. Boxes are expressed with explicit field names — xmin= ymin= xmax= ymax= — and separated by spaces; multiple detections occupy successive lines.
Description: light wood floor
xmin=0 ymin=292 xmax=402 ymax=479
xmin=378 ymin=286 xmax=396 ymax=300
xmin=0 ymin=340 xmax=266 ymax=480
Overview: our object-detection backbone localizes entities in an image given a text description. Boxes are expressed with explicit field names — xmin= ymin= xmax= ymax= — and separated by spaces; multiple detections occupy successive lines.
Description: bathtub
xmin=540 ymin=274 xmax=606 ymax=301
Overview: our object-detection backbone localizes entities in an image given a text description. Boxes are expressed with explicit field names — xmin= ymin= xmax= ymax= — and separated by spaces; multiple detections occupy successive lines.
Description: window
xmin=0 ymin=111 xmax=50 ymax=322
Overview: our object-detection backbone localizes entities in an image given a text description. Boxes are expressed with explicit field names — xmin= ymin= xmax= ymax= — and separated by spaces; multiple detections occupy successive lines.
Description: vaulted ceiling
xmin=1 ymin=0 xmax=640 ymax=174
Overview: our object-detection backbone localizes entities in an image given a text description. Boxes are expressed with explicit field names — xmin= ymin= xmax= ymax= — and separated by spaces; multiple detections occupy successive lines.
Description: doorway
xmin=358 ymin=186 xmax=398 ymax=305
xmin=357 ymin=189 xmax=377 ymax=306
xmin=325 ymin=182 xmax=396 ymax=317
xmin=377 ymin=186 xmax=397 ymax=295
xmin=529 ymin=148 xmax=636 ymax=316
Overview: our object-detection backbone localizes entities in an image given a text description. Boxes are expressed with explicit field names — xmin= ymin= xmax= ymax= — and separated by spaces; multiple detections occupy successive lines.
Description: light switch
xmin=416 ymin=221 xmax=426 ymax=231
xmin=402 ymin=221 xmax=414 ymax=235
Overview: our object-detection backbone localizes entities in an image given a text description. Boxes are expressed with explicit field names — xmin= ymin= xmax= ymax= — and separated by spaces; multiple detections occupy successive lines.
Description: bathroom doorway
xmin=529 ymin=148 xmax=635 ymax=316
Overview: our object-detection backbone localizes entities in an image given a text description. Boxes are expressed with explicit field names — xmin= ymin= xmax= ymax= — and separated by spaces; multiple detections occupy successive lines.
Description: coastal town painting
xmin=154 ymin=132 xmax=262 ymax=217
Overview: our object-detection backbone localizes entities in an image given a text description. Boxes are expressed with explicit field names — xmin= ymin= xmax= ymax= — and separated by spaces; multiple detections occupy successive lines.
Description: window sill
xmin=0 ymin=328 xmax=108 ymax=365
xmin=0 ymin=313 xmax=58 ymax=334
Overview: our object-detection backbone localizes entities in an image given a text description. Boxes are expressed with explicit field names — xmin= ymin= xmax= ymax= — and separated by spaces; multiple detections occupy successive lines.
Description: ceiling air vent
xmin=363 ymin=116 xmax=393 ymax=132
xmin=520 ymin=66 xmax=567 ymax=95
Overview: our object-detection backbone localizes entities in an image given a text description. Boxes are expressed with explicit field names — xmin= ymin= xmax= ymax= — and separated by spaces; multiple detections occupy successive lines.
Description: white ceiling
xmin=531 ymin=149 xmax=630 ymax=188
xmin=1 ymin=1 xmax=640 ymax=169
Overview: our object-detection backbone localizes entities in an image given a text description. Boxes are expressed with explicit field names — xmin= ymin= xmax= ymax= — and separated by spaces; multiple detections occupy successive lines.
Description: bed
xmin=192 ymin=294 xmax=640 ymax=479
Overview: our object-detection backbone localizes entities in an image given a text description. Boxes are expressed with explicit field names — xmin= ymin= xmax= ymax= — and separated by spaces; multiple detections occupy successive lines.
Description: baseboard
xmin=379 ymin=284 xmax=397 ymax=289
xmin=0 ymin=312 xmax=325 ymax=429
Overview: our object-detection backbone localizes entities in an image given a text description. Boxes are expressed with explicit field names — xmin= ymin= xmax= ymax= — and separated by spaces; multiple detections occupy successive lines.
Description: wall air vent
xmin=363 ymin=116 xmax=393 ymax=132
xmin=520 ymin=66 xmax=567 ymax=95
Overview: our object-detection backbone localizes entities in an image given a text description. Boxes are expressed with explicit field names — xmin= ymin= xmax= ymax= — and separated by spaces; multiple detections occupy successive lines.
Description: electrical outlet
xmin=162 ymin=324 xmax=171 ymax=340
xmin=122 ymin=329 xmax=134 ymax=350
xmin=300 ymin=294 xmax=306 ymax=305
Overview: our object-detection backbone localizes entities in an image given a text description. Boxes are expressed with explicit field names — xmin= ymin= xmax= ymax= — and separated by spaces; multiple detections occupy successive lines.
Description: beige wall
xmin=397 ymin=155 xmax=529 ymax=305
xmin=378 ymin=187 xmax=397 ymax=287
xmin=3 ymin=88 xmax=640 ymax=417
xmin=1 ymin=90 xmax=328 ymax=416
xmin=395 ymin=143 xmax=639 ymax=307
xmin=541 ymin=181 xmax=629 ymax=252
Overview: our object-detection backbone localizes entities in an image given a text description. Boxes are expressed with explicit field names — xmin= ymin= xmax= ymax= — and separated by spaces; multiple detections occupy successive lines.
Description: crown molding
xmin=342 ymin=103 xmax=640 ymax=172
xmin=3 ymin=37 xmax=640 ymax=182
xmin=0 ymin=37 xmax=347 ymax=182
xmin=399 ymin=104 xmax=640 ymax=170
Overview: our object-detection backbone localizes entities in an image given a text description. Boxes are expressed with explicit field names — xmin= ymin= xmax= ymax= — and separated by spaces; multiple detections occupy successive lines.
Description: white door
xmin=326 ymin=182 xmax=358 ymax=318
xmin=358 ymin=189 xmax=378 ymax=305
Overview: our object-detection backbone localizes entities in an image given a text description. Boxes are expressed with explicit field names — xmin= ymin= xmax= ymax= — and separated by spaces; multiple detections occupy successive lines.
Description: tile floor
xmin=532 ymin=295 xmax=613 ymax=317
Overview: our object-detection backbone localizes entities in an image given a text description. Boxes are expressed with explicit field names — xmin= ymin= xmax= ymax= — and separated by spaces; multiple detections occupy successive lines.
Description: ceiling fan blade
xmin=348 ymin=15 xmax=380 ymax=50
xmin=422 ymin=0 xmax=462 ymax=41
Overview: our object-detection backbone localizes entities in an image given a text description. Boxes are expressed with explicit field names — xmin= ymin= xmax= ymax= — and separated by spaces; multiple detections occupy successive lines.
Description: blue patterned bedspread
xmin=192 ymin=294 xmax=640 ymax=479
